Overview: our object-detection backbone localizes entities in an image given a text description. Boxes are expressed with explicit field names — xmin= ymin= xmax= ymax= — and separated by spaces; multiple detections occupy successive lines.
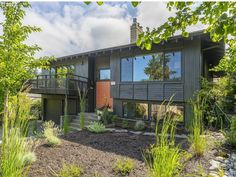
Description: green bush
xmin=134 ymin=120 xmax=145 ymax=131
xmin=122 ymin=119 xmax=129 ymax=129
xmin=112 ymin=115 xmax=118 ymax=124
xmin=113 ymin=158 xmax=135 ymax=176
xmin=56 ymin=164 xmax=83 ymax=177
xmin=226 ymin=116 xmax=236 ymax=146
xmin=101 ymin=107 xmax=113 ymax=125
xmin=22 ymin=152 xmax=37 ymax=166
xmin=43 ymin=121 xmax=61 ymax=146
xmin=87 ymin=122 xmax=107 ymax=133
xmin=188 ymin=96 xmax=207 ymax=157
xmin=144 ymin=101 xmax=189 ymax=177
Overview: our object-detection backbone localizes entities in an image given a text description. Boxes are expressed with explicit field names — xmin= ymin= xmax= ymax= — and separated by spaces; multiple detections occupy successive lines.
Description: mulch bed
xmin=28 ymin=130 xmax=215 ymax=177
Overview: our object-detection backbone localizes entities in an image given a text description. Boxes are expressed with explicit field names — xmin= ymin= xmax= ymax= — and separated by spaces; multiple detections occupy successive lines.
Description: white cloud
xmin=24 ymin=2 xmax=132 ymax=57
xmin=0 ymin=2 xmax=206 ymax=58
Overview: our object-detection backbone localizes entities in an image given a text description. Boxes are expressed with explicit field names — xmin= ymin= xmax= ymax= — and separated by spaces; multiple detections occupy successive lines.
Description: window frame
xmin=120 ymin=50 xmax=183 ymax=83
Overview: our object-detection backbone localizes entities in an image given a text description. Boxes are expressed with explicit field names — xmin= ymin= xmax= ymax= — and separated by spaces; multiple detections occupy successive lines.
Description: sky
xmin=0 ymin=2 xmax=205 ymax=58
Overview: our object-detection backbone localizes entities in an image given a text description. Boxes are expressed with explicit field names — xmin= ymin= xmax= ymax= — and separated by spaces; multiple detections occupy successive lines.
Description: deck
xmin=28 ymin=74 xmax=89 ymax=95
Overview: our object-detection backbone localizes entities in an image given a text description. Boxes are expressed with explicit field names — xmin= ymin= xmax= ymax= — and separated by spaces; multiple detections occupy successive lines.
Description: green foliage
xmin=144 ymin=101 xmax=189 ymax=177
xmin=113 ymin=158 xmax=135 ymax=176
xmin=194 ymin=77 xmax=232 ymax=129
xmin=63 ymin=96 xmax=69 ymax=134
xmin=56 ymin=164 xmax=83 ymax=177
xmin=226 ymin=116 xmax=236 ymax=146
xmin=188 ymin=95 xmax=207 ymax=157
xmin=0 ymin=2 xmax=53 ymax=112
xmin=42 ymin=121 xmax=61 ymax=146
xmin=101 ymin=107 xmax=113 ymax=125
xmin=87 ymin=122 xmax=107 ymax=133
xmin=137 ymin=2 xmax=236 ymax=74
xmin=22 ymin=152 xmax=37 ymax=166
xmin=30 ymin=99 xmax=41 ymax=120
xmin=78 ymin=87 xmax=89 ymax=130
xmin=122 ymin=119 xmax=129 ymax=129
xmin=134 ymin=120 xmax=145 ymax=131
xmin=1 ymin=92 xmax=36 ymax=177
xmin=111 ymin=115 xmax=118 ymax=124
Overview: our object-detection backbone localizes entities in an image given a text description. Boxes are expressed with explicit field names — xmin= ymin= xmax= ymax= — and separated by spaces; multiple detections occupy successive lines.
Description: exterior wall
xmin=110 ymin=39 xmax=202 ymax=126
xmin=95 ymin=56 xmax=110 ymax=80
xmin=42 ymin=95 xmax=79 ymax=125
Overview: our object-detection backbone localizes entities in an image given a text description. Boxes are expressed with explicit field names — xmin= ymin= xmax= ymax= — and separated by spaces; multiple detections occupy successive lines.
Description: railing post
xmin=45 ymin=75 xmax=47 ymax=88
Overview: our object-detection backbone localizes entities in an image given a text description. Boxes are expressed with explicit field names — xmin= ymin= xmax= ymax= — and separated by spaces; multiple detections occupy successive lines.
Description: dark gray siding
xmin=110 ymin=39 xmax=202 ymax=126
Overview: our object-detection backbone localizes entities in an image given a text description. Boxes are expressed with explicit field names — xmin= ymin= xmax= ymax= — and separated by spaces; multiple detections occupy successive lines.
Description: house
xmin=29 ymin=18 xmax=225 ymax=127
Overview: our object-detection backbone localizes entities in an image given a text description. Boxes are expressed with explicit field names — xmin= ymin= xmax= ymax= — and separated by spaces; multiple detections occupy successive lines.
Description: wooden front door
xmin=96 ymin=81 xmax=113 ymax=109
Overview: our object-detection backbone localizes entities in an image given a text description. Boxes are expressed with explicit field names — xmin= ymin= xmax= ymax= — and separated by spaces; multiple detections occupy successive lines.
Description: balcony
xmin=28 ymin=74 xmax=88 ymax=95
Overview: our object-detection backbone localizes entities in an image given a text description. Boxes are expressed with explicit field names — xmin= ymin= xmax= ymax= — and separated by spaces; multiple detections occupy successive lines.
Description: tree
xmin=0 ymin=2 xmax=52 ymax=112
xmin=136 ymin=2 xmax=236 ymax=73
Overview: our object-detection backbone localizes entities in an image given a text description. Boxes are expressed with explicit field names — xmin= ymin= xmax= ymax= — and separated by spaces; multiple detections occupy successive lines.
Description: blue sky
xmin=0 ymin=2 xmax=204 ymax=58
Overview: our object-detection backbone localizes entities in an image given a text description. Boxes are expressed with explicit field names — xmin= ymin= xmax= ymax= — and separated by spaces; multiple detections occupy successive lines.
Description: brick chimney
xmin=130 ymin=18 xmax=143 ymax=43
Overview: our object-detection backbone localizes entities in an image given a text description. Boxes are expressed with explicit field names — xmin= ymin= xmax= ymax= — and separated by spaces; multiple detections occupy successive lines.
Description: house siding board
xmin=119 ymin=84 xmax=133 ymax=99
xmin=164 ymin=84 xmax=184 ymax=101
xmin=148 ymin=83 xmax=163 ymax=101
xmin=183 ymin=39 xmax=201 ymax=126
xmin=134 ymin=84 xmax=147 ymax=100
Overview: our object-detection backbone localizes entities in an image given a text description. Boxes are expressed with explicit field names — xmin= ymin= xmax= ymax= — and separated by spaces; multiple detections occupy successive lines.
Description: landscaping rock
xmin=114 ymin=129 xmax=128 ymax=133
xmin=129 ymin=131 xmax=142 ymax=135
xmin=209 ymin=160 xmax=221 ymax=170
xmin=143 ymin=132 xmax=155 ymax=136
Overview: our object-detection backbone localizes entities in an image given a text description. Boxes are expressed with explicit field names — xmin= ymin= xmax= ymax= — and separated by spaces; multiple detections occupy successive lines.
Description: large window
xmin=121 ymin=58 xmax=133 ymax=81
xmin=99 ymin=68 xmax=110 ymax=80
xmin=133 ymin=53 xmax=163 ymax=81
xmin=123 ymin=102 xmax=148 ymax=120
xmin=123 ymin=102 xmax=184 ymax=122
xmin=121 ymin=51 xmax=181 ymax=82
xmin=164 ymin=52 xmax=181 ymax=80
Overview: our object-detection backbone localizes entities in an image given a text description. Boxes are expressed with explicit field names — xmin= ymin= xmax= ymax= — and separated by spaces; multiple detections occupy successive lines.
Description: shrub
xmin=87 ymin=122 xmax=107 ymax=133
xmin=101 ymin=107 xmax=113 ymax=125
xmin=43 ymin=121 xmax=61 ymax=146
xmin=134 ymin=120 xmax=145 ymax=131
xmin=112 ymin=115 xmax=118 ymax=124
xmin=113 ymin=158 xmax=135 ymax=176
xmin=56 ymin=164 xmax=83 ymax=177
xmin=122 ymin=119 xmax=129 ymax=129
xmin=22 ymin=152 xmax=37 ymax=166
xmin=188 ymin=96 xmax=207 ymax=157
xmin=226 ymin=116 xmax=236 ymax=146
xmin=144 ymin=101 xmax=189 ymax=177
xmin=1 ymin=92 xmax=36 ymax=177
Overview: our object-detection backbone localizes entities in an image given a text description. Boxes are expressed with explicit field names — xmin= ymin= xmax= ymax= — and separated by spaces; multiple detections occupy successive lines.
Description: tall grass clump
xmin=188 ymin=94 xmax=207 ymax=157
xmin=42 ymin=120 xmax=61 ymax=146
xmin=226 ymin=116 xmax=236 ymax=146
xmin=144 ymin=101 xmax=188 ymax=177
xmin=1 ymin=92 xmax=36 ymax=177
xmin=63 ymin=95 xmax=69 ymax=134
xmin=78 ymin=87 xmax=89 ymax=130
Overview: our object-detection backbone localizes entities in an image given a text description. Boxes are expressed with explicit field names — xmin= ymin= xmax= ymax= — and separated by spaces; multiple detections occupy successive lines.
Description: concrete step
xmin=71 ymin=118 xmax=98 ymax=124
xmin=69 ymin=126 xmax=81 ymax=132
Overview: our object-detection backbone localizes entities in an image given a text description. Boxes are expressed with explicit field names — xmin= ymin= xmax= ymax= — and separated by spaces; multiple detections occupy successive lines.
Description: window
xmin=121 ymin=58 xmax=133 ymax=81
xmin=123 ymin=102 xmax=148 ymax=120
xmin=120 ymin=51 xmax=181 ymax=82
xmin=135 ymin=103 xmax=148 ymax=120
xmin=151 ymin=104 xmax=166 ymax=120
xmin=167 ymin=105 xmax=184 ymax=122
xmin=99 ymin=69 xmax=110 ymax=80
xmin=164 ymin=52 xmax=181 ymax=80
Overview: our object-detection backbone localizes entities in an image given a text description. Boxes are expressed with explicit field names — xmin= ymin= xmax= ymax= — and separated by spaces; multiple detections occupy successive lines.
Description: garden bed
xmin=28 ymin=131 xmax=187 ymax=177
xmin=28 ymin=130 xmax=232 ymax=177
